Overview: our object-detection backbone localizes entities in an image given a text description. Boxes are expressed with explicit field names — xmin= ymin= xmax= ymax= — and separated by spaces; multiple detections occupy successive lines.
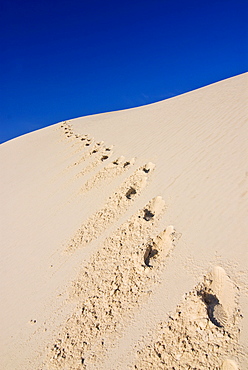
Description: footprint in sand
xmin=143 ymin=226 xmax=175 ymax=267
xmin=199 ymin=265 xmax=236 ymax=328
xmin=133 ymin=266 xmax=244 ymax=369
xmin=143 ymin=196 xmax=165 ymax=222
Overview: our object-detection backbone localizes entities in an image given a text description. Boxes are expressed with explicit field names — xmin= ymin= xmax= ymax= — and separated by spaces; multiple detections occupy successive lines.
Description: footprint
xmin=48 ymin=198 xmax=174 ymax=369
xmin=209 ymin=266 xmax=236 ymax=318
xmin=126 ymin=187 xmax=137 ymax=199
xmin=198 ymin=266 xmax=236 ymax=329
xmin=143 ymin=196 xmax=165 ymax=221
xmin=133 ymin=267 xmax=243 ymax=369
xmin=142 ymin=162 xmax=156 ymax=173
xmin=143 ymin=226 xmax=175 ymax=267
xmin=143 ymin=244 xmax=158 ymax=267
xmin=101 ymin=155 xmax=109 ymax=161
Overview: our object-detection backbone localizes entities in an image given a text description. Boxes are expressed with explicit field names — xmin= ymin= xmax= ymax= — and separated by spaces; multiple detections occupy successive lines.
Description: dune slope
xmin=0 ymin=73 xmax=247 ymax=369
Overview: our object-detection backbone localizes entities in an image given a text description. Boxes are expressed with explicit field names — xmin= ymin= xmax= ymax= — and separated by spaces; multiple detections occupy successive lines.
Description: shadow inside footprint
xmin=126 ymin=187 xmax=137 ymax=199
xmin=143 ymin=209 xmax=154 ymax=221
xmin=198 ymin=291 xmax=225 ymax=327
xmin=144 ymin=245 xmax=158 ymax=267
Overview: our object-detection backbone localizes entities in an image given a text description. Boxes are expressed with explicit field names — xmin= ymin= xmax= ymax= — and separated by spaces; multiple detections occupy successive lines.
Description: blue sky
xmin=0 ymin=0 xmax=247 ymax=143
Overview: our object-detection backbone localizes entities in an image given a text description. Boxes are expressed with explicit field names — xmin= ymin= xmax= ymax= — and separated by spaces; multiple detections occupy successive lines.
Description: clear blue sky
xmin=0 ymin=0 xmax=247 ymax=143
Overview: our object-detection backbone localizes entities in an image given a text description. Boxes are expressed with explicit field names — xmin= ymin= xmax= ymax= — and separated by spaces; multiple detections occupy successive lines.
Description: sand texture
xmin=0 ymin=73 xmax=248 ymax=369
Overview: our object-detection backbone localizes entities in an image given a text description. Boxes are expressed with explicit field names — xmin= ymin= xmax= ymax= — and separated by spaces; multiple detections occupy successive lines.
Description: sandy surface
xmin=1 ymin=73 xmax=247 ymax=369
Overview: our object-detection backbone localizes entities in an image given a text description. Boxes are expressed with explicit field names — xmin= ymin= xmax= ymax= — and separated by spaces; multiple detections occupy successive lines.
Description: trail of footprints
xmin=81 ymin=156 xmax=135 ymax=193
xmin=60 ymin=122 xmax=135 ymax=189
xmin=48 ymin=197 xmax=176 ymax=369
xmin=47 ymin=122 xmax=175 ymax=369
xmin=45 ymin=122 xmax=244 ymax=369
xmin=66 ymin=161 xmax=156 ymax=252
xmin=75 ymin=143 xmax=114 ymax=177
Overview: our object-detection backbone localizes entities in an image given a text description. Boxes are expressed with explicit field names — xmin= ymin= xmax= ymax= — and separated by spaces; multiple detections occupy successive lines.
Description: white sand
xmin=0 ymin=73 xmax=247 ymax=369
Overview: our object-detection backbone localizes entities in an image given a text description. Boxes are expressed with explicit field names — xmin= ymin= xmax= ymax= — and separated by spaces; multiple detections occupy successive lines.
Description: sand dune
xmin=0 ymin=73 xmax=247 ymax=369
